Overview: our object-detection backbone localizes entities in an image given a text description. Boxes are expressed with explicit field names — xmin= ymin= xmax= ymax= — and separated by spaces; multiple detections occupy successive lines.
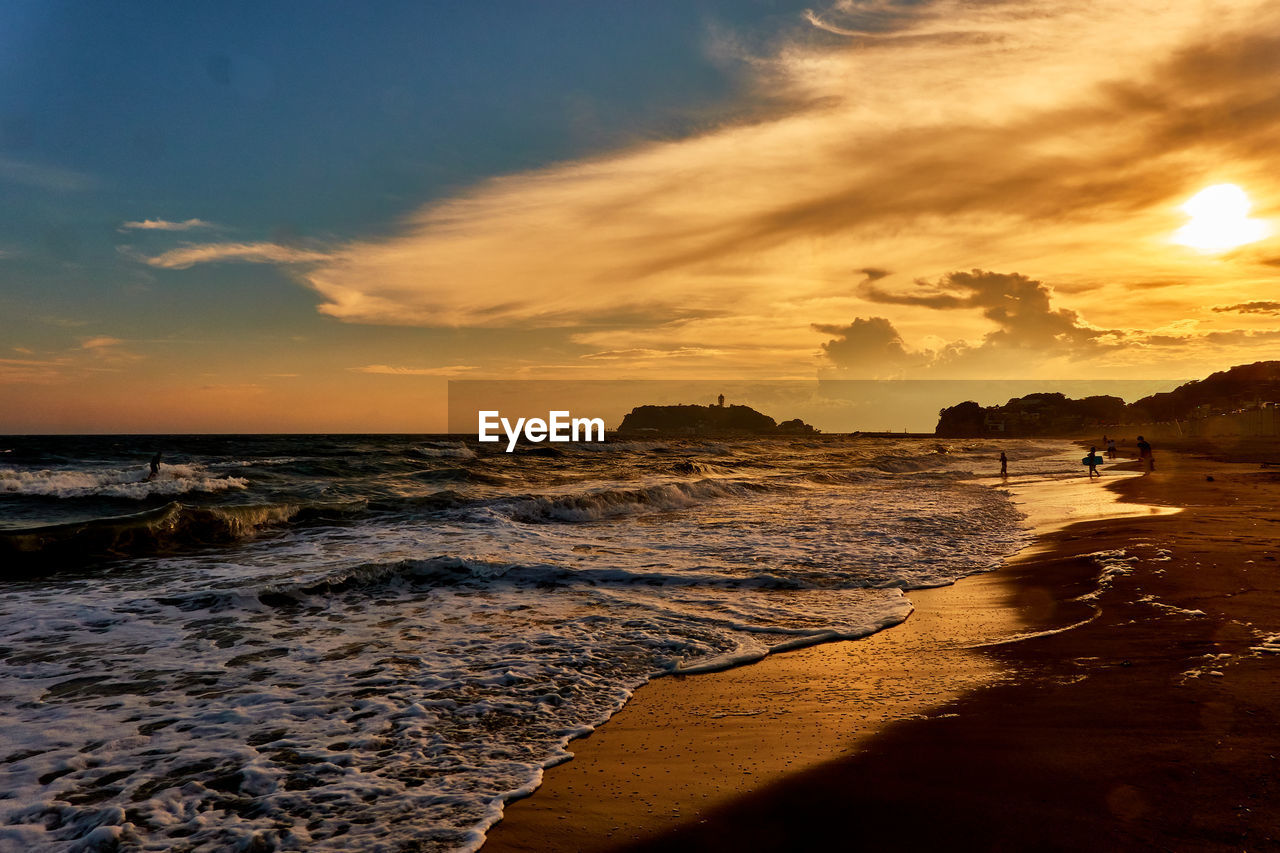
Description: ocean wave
xmin=866 ymin=454 xmax=950 ymax=474
xmin=0 ymin=463 xmax=248 ymax=500
xmin=804 ymin=470 xmax=877 ymax=485
xmin=410 ymin=442 xmax=478 ymax=460
xmin=641 ymin=440 xmax=734 ymax=456
xmin=483 ymin=477 xmax=781 ymax=523
xmin=366 ymin=491 xmax=467 ymax=514
xmin=667 ymin=460 xmax=725 ymax=476
xmin=0 ymin=433 xmax=1068 ymax=853
xmin=214 ymin=456 xmax=307 ymax=468
xmin=152 ymin=555 xmax=816 ymax=612
xmin=409 ymin=467 xmax=511 ymax=487
xmin=0 ymin=501 xmax=344 ymax=575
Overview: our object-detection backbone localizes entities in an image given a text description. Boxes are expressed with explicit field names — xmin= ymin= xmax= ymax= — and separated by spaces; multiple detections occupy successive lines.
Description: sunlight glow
xmin=1173 ymin=183 xmax=1269 ymax=252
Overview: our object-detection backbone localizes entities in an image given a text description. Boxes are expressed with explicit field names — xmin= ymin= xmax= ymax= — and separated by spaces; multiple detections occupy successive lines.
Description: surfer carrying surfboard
xmin=1084 ymin=446 xmax=1102 ymax=478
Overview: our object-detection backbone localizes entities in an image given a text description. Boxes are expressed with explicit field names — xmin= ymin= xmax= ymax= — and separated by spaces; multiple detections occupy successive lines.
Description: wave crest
xmin=410 ymin=443 xmax=477 ymax=460
xmin=488 ymin=477 xmax=778 ymax=523
xmin=0 ymin=463 xmax=248 ymax=499
xmin=151 ymin=555 xmax=814 ymax=611
xmin=1 ymin=502 xmax=307 ymax=575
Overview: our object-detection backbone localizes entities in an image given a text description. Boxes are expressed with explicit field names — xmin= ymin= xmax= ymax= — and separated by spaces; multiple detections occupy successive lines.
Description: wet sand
xmin=484 ymin=568 xmax=1030 ymax=851
xmin=487 ymin=447 xmax=1280 ymax=851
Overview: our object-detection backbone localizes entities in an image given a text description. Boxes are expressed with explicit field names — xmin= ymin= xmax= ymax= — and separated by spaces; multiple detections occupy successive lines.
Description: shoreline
xmin=483 ymin=447 xmax=1233 ymax=851
xmin=625 ymin=447 xmax=1280 ymax=850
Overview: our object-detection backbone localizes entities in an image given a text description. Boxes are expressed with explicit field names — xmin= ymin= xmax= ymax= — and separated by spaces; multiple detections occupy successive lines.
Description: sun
xmin=1172 ymin=183 xmax=1269 ymax=252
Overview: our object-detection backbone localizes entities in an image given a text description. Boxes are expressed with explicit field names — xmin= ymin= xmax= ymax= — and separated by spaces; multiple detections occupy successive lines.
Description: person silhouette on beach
xmin=999 ymin=451 xmax=1008 ymax=478
xmin=1086 ymin=446 xmax=1101 ymax=478
xmin=147 ymin=452 xmax=162 ymax=481
xmin=1107 ymin=438 xmax=1117 ymax=460
xmin=1136 ymin=436 xmax=1154 ymax=474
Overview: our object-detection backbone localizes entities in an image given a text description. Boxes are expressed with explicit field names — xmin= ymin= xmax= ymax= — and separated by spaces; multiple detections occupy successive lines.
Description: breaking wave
xmin=0 ymin=502 xmax=354 ymax=575
xmin=481 ymin=477 xmax=785 ymax=523
xmin=0 ymin=463 xmax=247 ymax=499
xmin=410 ymin=442 xmax=478 ymax=460
xmin=0 ymin=434 xmax=1076 ymax=851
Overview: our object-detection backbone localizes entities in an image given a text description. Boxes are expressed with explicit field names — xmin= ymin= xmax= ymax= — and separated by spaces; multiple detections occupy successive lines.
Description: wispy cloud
xmin=800 ymin=2 xmax=942 ymax=40
xmin=802 ymin=9 xmax=879 ymax=38
xmin=350 ymin=364 xmax=478 ymax=377
xmin=0 ymin=156 xmax=99 ymax=192
xmin=580 ymin=347 xmax=725 ymax=361
xmin=80 ymin=336 xmax=126 ymax=350
xmin=199 ymin=383 xmax=265 ymax=393
xmin=138 ymin=242 xmax=331 ymax=270
xmin=0 ymin=337 xmax=144 ymax=384
xmin=0 ymin=357 xmax=71 ymax=384
xmin=120 ymin=0 xmax=1280 ymax=379
xmin=38 ymin=316 xmax=90 ymax=329
xmin=288 ymin=3 xmax=1272 ymax=355
xmin=78 ymin=336 xmax=144 ymax=365
xmin=119 ymin=218 xmax=220 ymax=232
xmin=1213 ymin=301 xmax=1280 ymax=315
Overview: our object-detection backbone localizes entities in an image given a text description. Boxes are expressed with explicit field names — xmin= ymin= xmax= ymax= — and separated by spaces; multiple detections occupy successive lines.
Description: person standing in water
xmin=1136 ymin=436 xmax=1154 ymax=474
xmin=147 ymin=452 xmax=162 ymax=481
xmin=999 ymin=451 xmax=1008 ymax=478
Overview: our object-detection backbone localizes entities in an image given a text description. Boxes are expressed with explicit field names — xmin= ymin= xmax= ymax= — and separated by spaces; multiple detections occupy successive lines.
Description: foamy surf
xmin=0 ymin=463 xmax=248 ymax=500
xmin=0 ymin=434 xmax=1079 ymax=851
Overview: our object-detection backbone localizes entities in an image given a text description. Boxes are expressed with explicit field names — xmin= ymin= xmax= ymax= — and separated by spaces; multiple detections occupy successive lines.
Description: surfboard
xmin=1082 ymin=455 xmax=1104 ymax=465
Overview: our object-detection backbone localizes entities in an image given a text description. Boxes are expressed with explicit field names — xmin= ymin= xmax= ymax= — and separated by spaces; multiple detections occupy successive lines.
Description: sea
xmin=0 ymin=434 xmax=1084 ymax=851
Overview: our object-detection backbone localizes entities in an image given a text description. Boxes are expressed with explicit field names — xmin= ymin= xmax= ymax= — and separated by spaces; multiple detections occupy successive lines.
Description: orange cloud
xmin=140 ymin=242 xmax=330 ymax=269
xmin=351 ymin=364 xmax=479 ymax=377
xmin=80 ymin=336 xmax=126 ymax=350
xmin=0 ymin=357 xmax=72 ymax=384
xmin=126 ymin=0 xmax=1280 ymax=381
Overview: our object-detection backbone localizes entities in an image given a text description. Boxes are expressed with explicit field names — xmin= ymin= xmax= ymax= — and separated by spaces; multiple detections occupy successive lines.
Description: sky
xmin=3 ymin=0 xmax=1280 ymax=433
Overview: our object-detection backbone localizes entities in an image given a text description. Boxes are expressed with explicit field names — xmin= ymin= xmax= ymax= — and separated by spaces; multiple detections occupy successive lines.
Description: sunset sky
xmin=4 ymin=0 xmax=1280 ymax=433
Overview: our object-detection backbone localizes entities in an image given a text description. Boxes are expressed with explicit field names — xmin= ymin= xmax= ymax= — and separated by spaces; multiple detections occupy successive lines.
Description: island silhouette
xmin=618 ymin=400 xmax=816 ymax=437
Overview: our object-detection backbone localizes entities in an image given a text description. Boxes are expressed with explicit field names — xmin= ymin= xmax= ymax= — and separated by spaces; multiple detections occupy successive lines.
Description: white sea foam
xmin=0 ymin=435 xmax=1061 ymax=851
xmin=1137 ymin=594 xmax=1206 ymax=617
xmin=413 ymin=442 xmax=478 ymax=459
xmin=1076 ymin=549 xmax=1139 ymax=602
xmin=1252 ymin=633 xmax=1280 ymax=654
xmin=0 ymin=463 xmax=248 ymax=499
xmin=215 ymin=456 xmax=307 ymax=468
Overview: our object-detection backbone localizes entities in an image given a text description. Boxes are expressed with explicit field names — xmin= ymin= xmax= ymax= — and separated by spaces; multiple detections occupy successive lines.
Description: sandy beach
xmin=485 ymin=447 xmax=1280 ymax=851
xmin=13 ymin=3 xmax=1280 ymax=849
